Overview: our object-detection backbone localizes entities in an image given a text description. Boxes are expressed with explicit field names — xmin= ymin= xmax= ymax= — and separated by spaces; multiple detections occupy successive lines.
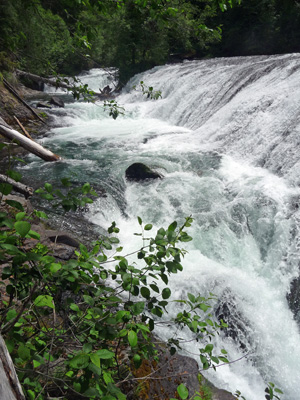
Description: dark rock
xmin=36 ymin=102 xmax=52 ymax=109
xmin=45 ymin=230 xmax=80 ymax=248
xmin=125 ymin=162 xmax=163 ymax=182
xmin=128 ymin=348 xmax=235 ymax=400
xmin=287 ymin=274 xmax=300 ymax=323
xmin=50 ymin=96 xmax=64 ymax=108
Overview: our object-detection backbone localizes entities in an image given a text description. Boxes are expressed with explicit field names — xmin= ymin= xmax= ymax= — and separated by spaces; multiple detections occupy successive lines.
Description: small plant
xmin=133 ymin=81 xmax=162 ymax=100
xmin=103 ymin=99 xmax=125 ymax=119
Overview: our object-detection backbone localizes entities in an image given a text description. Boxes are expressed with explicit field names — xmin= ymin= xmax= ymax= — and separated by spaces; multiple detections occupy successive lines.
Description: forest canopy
xmin=1 ymin=0 xmax=299 ymax=84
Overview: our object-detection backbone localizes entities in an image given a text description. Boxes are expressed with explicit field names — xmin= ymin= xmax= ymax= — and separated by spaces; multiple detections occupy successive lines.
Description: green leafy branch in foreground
xmin=0 ymin=176 xmax=230 ymax=399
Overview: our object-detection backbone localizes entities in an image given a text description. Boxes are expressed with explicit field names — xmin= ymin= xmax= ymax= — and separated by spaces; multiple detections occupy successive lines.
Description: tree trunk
xmin=0 ymin=335 xmax=25 ymax=400
xmin=0 ymin=174 xmax=33 ymax=198
xmin=0 ymin=118 xmax=61 ymax=162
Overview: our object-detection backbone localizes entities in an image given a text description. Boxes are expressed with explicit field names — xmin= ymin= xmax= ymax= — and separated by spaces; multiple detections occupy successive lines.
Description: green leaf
xmin=34 ymin=295 xmax=54 ymax=309
xmin=90 ymin=353 xmax=101 ymax=368
xmin=138 ymin=216 xmax=142 ymax=225
xmin=133 ymin=354 xmax=141 ymax=368
xmin=177 ymin=383 xmax=189 ymax=399
xmin=27 ymin=390 xmax=35 ymax=400
xmin=84 ymin=388 xmax=99 ymax=397
xmin=162 ymin=288 xmax=171 ymax=299
xmin=218 ymin=356 xmax=229 ymax=363
xmin=15 ymin=212 xmax=26 ymax=221
xmin=168 ymin=221 xmax=177 ymax=231
xmin=44 ymin=183 xmax=53 ymax=193
xmin=188 ymin=293 xmax=195 ymax=303
xmin=128 ymin=330 xmax=138 ymax=347
xmin=70 ymin=303 xmax=80 ymax=312
xmin=28 ymin=230 xmax=40 ymax=240
xmin=205 ymin=343 xmax=213 ymax=353
xmin=83 ymin=343 xmax=92 ymax=353
xmin=141 ymin=286 xmax=150 ymax=299
xmin=50 ymin=263 xmax=62 ymax=273
xmin=144 ymin=224 xmax=153 ymax=231
xmin=18 ymin=344 xmax=31 ymax=360
xmin=133 ymin=301 xmax=145 ymax=315
xmin=14 ymin=221 xmax=31 ymax=237
xmin=7 ymin=170 xmax=22 ymax=182
xmin=33 ymin=360 xmax=41 ymax=368
xmin=82 ymin=182 xmax=91 ymax=194
xmin=150 ymin=284 xmax=160 ymax=293
xmin=96 ymin=349 xmax=115 ymax=359
xmin=69 ymin=354 xmax=89 ymax=369
xmin=6 ymin=309 xmax=17 ymax=321
xmin=0 ymin=183 xmax=12 ymax=195
xmin=5 ymin=200 xmax=24 ymax=211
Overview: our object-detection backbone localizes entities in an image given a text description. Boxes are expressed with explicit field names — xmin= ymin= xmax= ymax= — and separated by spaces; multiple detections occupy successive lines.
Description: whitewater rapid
xmin=23 ymin=54 xmax=300 ymax=399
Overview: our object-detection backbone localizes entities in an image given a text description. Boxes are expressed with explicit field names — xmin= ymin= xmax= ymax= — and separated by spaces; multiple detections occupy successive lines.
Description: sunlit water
xmin=22 ymin=54 xmax=300 ymax=399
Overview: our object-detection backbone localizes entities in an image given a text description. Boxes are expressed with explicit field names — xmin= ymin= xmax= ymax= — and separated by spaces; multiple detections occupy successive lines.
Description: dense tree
xmin=210 ymin=0 xmax=300 ymax=56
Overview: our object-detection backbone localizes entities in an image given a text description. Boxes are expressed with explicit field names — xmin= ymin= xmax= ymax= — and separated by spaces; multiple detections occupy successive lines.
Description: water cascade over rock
xmin=21 ymin=54 xmax=300 ymax=400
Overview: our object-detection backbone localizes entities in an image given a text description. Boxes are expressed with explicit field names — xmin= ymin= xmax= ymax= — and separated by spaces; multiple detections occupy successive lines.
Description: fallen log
xmin=0 ymin=174 xmax=33 ymax=198
xmin=0 ymin=117 xmax=61 ymax=162
xmin=16 ymin=69 xmax=73 ymax=90
xmin=0 ymin=334 xmax=26 ymax=400
xmin=16 ymin=69 xmax=102 ymax=97
xmin=3 ymin=78 xmax=46 ymax=124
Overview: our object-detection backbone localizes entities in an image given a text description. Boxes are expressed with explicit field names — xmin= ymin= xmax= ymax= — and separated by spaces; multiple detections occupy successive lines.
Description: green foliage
xmin=234 ymin=382 xmax=283 ymax=400
xmin=0 ymin=168 xmax=229 ymax=399
xmin=133 ymin=81 xmax=162 ymax=100
xmin=103 ymin=100 xmax=125 ymax=120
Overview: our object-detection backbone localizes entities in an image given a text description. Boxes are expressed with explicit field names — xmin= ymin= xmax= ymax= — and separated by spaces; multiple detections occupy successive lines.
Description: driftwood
xmin=0 ymin=334 xmax=25 ymax=400
xmin=3 ymin=78 xmax=46 ymax=124
xmin=0 ymin=117 xmax=61 ymax=162
xmin=0 ymin=174 xmax=33 ymax=198
xmin=13 ymin=116 xmax=33 ymax=140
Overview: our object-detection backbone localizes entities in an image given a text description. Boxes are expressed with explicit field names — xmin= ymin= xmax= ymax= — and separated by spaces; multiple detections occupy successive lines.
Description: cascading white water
xmin=22 ymin=54 xmax=300 ymax=399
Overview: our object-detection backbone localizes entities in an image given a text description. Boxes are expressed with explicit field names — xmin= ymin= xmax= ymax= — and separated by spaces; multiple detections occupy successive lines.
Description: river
xmin=23 ymin=54 xmax=300 ymax=399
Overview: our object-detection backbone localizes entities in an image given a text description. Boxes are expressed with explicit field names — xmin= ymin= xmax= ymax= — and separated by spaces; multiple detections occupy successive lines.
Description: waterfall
xmin=22 ymin=54 xmax=300 ymax=399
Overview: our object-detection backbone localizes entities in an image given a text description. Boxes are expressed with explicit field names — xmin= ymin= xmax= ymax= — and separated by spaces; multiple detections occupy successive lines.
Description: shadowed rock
xmin=50 ymin=96 xmax=64 ymax=108
xmin=125 ymin=162 xmax=163 ymax=182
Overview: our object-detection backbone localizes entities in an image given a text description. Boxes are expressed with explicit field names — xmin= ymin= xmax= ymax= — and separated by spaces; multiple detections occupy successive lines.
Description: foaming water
xmin=21 ymin=55 xmax=300 ymax=399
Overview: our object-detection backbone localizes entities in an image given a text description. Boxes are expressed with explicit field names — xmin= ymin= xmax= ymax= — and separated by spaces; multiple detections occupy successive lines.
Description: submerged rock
xmin=125 ymin=162 xmax=163 ymax=182
xmin=36 ymin=102 xmax=52 ymax=109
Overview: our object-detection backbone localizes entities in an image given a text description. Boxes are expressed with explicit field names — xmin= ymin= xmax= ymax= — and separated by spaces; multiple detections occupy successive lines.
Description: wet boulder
xmin=50 ymin=96 xmax=64 ymax=108
xmin=125 ymin=162 xmax=163 ymax=182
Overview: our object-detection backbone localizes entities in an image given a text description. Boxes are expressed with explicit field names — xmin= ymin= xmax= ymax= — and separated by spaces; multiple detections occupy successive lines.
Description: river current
xmin=23 ymin=55 xmax=300 ymax=399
